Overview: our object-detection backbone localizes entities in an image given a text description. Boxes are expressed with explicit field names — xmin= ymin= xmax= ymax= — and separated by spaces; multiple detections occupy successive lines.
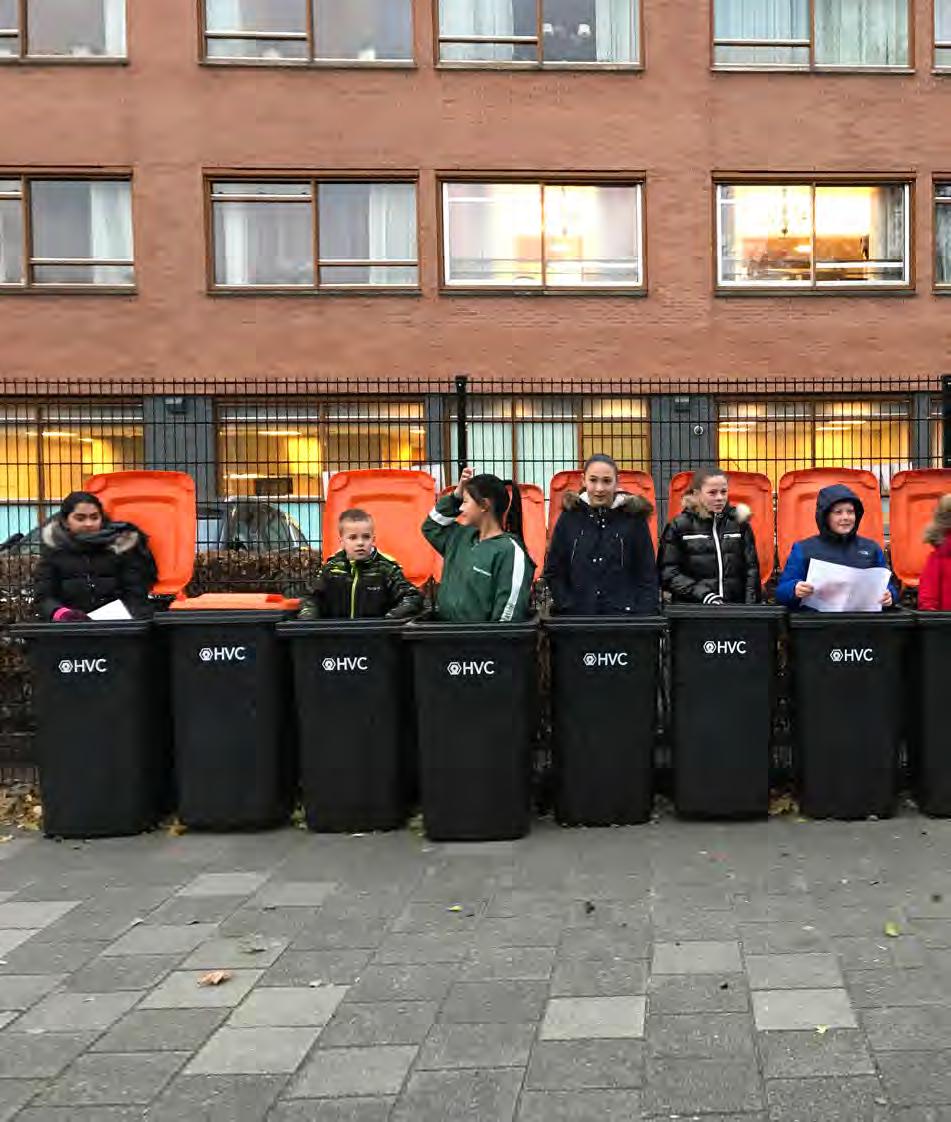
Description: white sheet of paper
xmin=801 ymin=558 xmax=891 ymax=613
xmin=88 ymin=599 xmax=133 ymax=621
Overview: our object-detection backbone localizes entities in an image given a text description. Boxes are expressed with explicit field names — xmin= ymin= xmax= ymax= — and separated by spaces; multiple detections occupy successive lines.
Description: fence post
xmin=943 ymin=375 xmax=951 ymax=469
xmin=455 ymin=374 xmax=469 ymax=474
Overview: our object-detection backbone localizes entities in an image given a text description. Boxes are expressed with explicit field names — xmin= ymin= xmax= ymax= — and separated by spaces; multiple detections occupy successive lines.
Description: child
xmin=298 ymin=508 xmax=423 ymax=620
xmin=919 ymin=494 xmax=951 ymax=611
xmin=422 ymin=467 xmax=533 ymax=623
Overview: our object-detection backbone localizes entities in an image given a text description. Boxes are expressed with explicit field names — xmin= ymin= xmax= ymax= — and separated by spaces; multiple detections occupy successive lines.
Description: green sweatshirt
xmin=422 ymin=493 xmax=533 ymax=623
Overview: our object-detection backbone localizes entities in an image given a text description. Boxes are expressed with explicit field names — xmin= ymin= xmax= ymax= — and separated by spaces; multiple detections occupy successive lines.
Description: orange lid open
xmin=777 ymin=468 xmax=884 ymax=566
xmin=169 ymin=592 xmax=300 ymax=612
xmin=889 ymin=468 xmax=951 ymax=587
xmin=548 ymin=469 xmax=658 ymax=549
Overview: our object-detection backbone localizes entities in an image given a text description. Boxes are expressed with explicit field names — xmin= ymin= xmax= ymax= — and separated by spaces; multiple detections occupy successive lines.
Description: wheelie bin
xmin=913 ymin=610 xmax=951 ymax=816
xmin=667 ymin=605 xmax=785 ymax=817
xmin=277 ymin=618 xmax=413 ymax=832
xmin=545 ymin=616 xmax=665 ymax=826
xmin=405 ymin=619 xmax=538 ymax=841
xmin=790 ymin=611 xmax=914 ymax=819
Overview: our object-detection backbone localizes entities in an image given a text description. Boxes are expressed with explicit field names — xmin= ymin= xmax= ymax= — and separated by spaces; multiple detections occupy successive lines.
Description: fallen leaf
xmin=884 ymin=921 xmax=901 ymax=938
xmin=197 ymin=970 xmax=232 ymax=987
xmin=0 ymin=835 xmax=13 ymax=843
xmin=239 ymin=940 xmax=270 ymax=955
xmin=816 ymin=1025 xmax=829 ymax=1035
xmin=447 ymin=905 xmax=463 ymax=913
xmin=166 ymin=820 xmax=187 ymax=838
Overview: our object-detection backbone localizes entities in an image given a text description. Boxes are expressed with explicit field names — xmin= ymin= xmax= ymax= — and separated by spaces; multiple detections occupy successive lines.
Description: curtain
xmin=517 ymin=422 xmax=577 ymax=494
xmin=814 ymin=0 xmax=908 ymax=66
xmin=714 ymin=0 xmax=807 ymax=64
xmin=89 ymin=181 xmax=133 ymax=285
xmin=867 ymin=187 xmax=906 ymax=280
xmin=367 ymin=184 xmax=417 ymax=284
xmin=938 ymin=0 xmax=951 ymax=41
xmin=440 ymin=0 xmax=515 ymax=62
xmin=102 ymin=0 xmax=125 ymax=55
xmin=937 ymin=209 xmax=951 ymax=286
xmin=218 ymin=204 xmax=250 ymax=285
xmin=595 ymin=0 xmax=635 ymax=61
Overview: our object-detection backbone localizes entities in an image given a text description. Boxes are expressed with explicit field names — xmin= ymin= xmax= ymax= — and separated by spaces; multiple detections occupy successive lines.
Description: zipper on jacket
xmin=350 ymin=562 xmax=359 ymax=619
xmin=712 ymin=513 xmax=724 ymax=599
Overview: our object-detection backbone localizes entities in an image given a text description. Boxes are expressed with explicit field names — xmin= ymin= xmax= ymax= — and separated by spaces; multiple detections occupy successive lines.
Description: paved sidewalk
xmin=1 ymin=813 xmax=951 ymax=1120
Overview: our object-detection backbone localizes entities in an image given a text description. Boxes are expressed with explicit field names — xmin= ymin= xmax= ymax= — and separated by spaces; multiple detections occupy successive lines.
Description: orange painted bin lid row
xmin=889 ymin=468 xmax=951 ymax=587
xmin=776 ymin=468 xmax=884 ymax=567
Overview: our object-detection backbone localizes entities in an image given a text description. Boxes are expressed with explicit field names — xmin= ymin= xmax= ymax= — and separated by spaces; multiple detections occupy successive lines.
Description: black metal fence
xmin=1 ymin=373 xmax=948 ymax=778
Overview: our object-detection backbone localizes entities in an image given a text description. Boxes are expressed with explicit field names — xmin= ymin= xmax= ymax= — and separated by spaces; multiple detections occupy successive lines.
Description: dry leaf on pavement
xmin=197 ymin=970 xmax=232 ymax=987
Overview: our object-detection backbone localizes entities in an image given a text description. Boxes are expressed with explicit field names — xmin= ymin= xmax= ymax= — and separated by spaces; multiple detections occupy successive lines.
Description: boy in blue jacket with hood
xmin=776 ymin=483 xmax=899 ymax=610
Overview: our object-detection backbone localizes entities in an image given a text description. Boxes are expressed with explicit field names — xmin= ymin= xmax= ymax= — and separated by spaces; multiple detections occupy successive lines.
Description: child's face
xmin=340 ymin=519 xmax=375 ymax=561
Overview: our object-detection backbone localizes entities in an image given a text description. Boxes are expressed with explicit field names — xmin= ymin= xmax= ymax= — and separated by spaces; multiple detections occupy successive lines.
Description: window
xmin=210 ymin=179 xmax=418 ymax=291
xmin=203 ymin=0 xmax=413 ymax=63
xmin=712 ymin=0 xmax=909 ymax=70
xmin=438 ymin=0 xmax=638 ymax=65
xmin=0 ymin=177 xmax=134 ymax=289
xmin=442 ymin=180 xmax=644 ymax=290
xmin=716 ymin=181 xmax=910 ymax=290
xmin=937 ymin=0 xmax=951 ymax=67
xmin=0 ymin=0 xmax=126 ymax=60
xmin=935 ymin=183 xmax=951 ymax=287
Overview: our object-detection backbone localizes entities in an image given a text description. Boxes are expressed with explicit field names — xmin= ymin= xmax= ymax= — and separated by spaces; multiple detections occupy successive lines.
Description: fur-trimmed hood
xmin=681 ymin=491 xmax=751 ymax=524
xmin=41 ymin=515 xmax=145 ymax=555
xmin=562 ymin=490 xmax=654 ymax=517
xmin=924 ymin=494 xmax=951 ymax=548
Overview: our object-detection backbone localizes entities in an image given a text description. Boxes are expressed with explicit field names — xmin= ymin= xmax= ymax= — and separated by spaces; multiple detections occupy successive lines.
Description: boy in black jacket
xmin=298 ymin=509 xmax=423 ymax=620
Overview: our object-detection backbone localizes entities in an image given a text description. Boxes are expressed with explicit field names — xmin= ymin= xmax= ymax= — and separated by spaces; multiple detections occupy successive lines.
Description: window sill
xmin=711 ymin=64 xmax=914 ymax=75
xmin=441 ymin=286 xmax=648 ymax=297
xmin=0 ymin=285 xmax=136 ymax=295
xmin=933 ymin=286 xmax=951 ymax=293
xmin=715 ymin=285 xmax=914 ymax=297
xmin=208 ymin=286 xmax=422 ymax=297
xmin=0 ymin=55 xmax=128 ymax=66
xmin=200 ymin=59 xmax=415 ymax=71
xmin=436 ymin=60 xmax=643 ymax=72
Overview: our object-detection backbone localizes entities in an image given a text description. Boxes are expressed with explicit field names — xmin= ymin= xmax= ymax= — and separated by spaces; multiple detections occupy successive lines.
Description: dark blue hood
xmin=816 ymin=484 xmax=864 ymax=540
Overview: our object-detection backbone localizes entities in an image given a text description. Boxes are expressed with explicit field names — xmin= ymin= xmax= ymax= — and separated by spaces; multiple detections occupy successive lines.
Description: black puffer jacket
xmin=658 ymin=493 xmax=761 ymax=605
xmin=298 ymin=549 xmax=423 ymax=620
xmin=544 ymin=491 xmax=658 ymax=616
xmin=34 ymin=517 xmax=157 ymax=620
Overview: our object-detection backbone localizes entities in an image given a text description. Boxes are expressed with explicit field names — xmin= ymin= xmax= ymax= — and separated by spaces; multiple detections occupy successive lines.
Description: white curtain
xmin=440 ymin=0 xmax=515 ymax=62
xmin=714 ymin=0 xmax=806 ymax=40
xmin=937 ymin=207 xmax=951 ymax=286
xmin=814 ymin=0 xmax=908 ymax=66
xmin=595 ymin=0 xmax=635 ymax=62
xmin=206 ymin=0 xmax=243 ymax=31
xmin=102 ymin=0 xmax=125 ymax=55
xmin=219 ymin=204 xmax=250 ymax=285
xmin=867 ymin=187 xmax=907 ymax=280
xmin=367 ymin=184 xmax=417 ymax=285
xmin=89 ymin=181 xmax=133 ymax=285
xmin=938 ymin=0 xmax=951 ymax=42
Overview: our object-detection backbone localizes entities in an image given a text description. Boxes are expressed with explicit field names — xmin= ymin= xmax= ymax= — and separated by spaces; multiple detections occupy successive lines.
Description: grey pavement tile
xmin=908 ymin=920 xmax=951 ymax=949
xmin=140 ymin=968 xmax=264 ymax=1009
xmin=752 ymin=988 xmax=857 ymax=1031
xmin=0 ymin=1013 xmax=16 ymax=1030
xmin=559 ymin=926 xmax=650 ymax=960
xmin=646 ymin=1013 xmax=755 ymax=1059
xmin=517 ymin=1089 xmax=643 ymax=1121
xmin=651 ymin=910 xmax=740 ymax=942
xmin=540 ymin=996 xmax=646 ymax=1041
xmin=390 ymin=1068 xmax=522 ymax=1122
xmin=66 ymin=955 xmax=179 ymax=993
xmin=262 ymin=950 xmax=372 ymax=987
xmin=818 ymin=906 xmax=907 ymax=939
xmin=0 ymin=929 xmax=40 ymax=956
xmin=14 ymin=1108 xmax=147 ymax=1122
xmin=472 ymin=918 xmax=563 ymax=948
xmin=374 ymin=933 xmax=474 ymax=965
xmin=319 ymin=1001 xmax=438 ymax=1047
xmin=392 ymin=901 xmax=486 ymax=935
xmin=738 ymin=923 xmax=832 ymax=955
xmin=758 ymin=1029 xmax=875 ymax=1078
xmin=186 ymin=1026 xmax=321 ymax=1075
xmin=291 ymin=918 xmax=390 ymax=952
xmin=846 ymin=968 xmax=951 ymax=1009
xmin=652 ymin=940 xmax=742 ymax=975
xmin=745 ymin=952 xmax=843 ymax=990
xmin=0 ymin=1032 xmax=97 ymax=1078
xmin=0 ymin=1079 xmax=43 ymax=1122
xmin=0 ymin=901 xmax=79 ymax=929
xmin=643 ymin=1057 xmax=764 ymax=1116
xmin=440 ymin=980 xmax=548 ymax=1024
xmin=891 ymin=1110 xmax=951 ymax=1121
xmin=0 ymin=940 xmax=107 ymax=975
xmin=146 ymin=1073 xmax=286 ymax=1122
xmin=268 ymin=1100 xmax=394 ymax=1122
xmin=15 ymin=990 xmax=140 ymax=1032
xmin=417 ymin=1023 xmax=535 ymax=1070
xmin=487 ymin=891 xmax=571 ymax=921
xmin=182 ymin=936 xmax=288 ymax=970
xmin=879 ymin=1051 xmax=951 ymax=1106
xmin=0 ymin=973 xmax=65 ymax=1010
xmin=290 ymin=1045 xmax=417 ymax=1098
xmin=766 ymin=1075 xmax=892 ymax=1121
xmin=863 ymin=1005 xmax=951 ymax=1050
xmin=91 ymin=1008 xmax=229 ymax=1053
xmin=33 ymin=1051 xmax=187 ymax=1107
xmin=217 ymin=907 xmax=315 ymax=941
xmin=251 ymin=881 xmax=337 ymax=908
xmin=178 ymin=873 xmax=270 ymax=898
xmin=647 ymin=973 xmax=750 ymax=1015
xmin=833 ymin=936 xmax=903 ymax=971
xmin=550 ymin=958 xmax=647 ymax=997
xmin=102 ymin=923 xmax=219 ymax=957
xmin=443 ymin=840 xmax=518 ymax=857
xmin=525 ymin=1040 xmax=645 ymax=1090
xmin=347 ymin=963 xmax=458 ymax=1001
xmin=144 ymin=896 xmax=246 ymax=926
xmin=458 ymin=946 xmax=554 ymax=982
xmin=227 ymin=985 xmax=347 ymax=1028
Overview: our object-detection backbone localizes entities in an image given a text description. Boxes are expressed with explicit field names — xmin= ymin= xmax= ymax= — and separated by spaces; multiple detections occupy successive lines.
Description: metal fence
xmin=1 ymin=373 xmax=948 ymax=778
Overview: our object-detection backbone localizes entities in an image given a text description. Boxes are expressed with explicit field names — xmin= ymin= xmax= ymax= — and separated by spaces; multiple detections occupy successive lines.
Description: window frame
xmin=205 ymin=171 xmax=422 ymax=295
xmin=438 ymin=173 xmax=648 ymax=296
xmin=709 ymin=0 xmax=914 ymax=74
xmin=0 ymin=0 xmax=128 ymax=63
xmin=198 ymin=0 xmax=416 ymax=68
xmin=936 ymin=0 xmax=951 ymax=70
xmin=712 ymin=174 xmax=915 ymax=296
xmin=933 ymin=174 xmax=951 ymax=290
xmin=434 ymin=0 xmax=643 ymax=70
xmin=0 ymin=170 xmax=136 ymax=294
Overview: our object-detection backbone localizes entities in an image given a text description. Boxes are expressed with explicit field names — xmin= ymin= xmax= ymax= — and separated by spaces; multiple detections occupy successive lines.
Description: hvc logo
xmin=583 ymin=652 xmax=629 ymax=668
xmin=322 ymin=656 xmax=369 ymax=672
xmin=58 ymin=657 xmax=107 ymax=674
xmin=830 ymin=648 xmax=874 ymax=663
xmin=702 ymin=639 xmax=748 ymax=656
xmin=447 ymin=660 xmax=495 ymax=677
xmin=198 ymin=646 xmax=248 ymax=663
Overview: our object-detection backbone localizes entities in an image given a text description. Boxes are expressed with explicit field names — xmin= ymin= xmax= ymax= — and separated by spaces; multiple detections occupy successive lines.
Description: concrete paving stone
xmin=268 ymin=1100 xmax=394 ymax=1122
xmin=0 ymin=1079 xmax=44 ymax=1122
xmin=517 ymin=1089 xmax=643 ymax=1121
xmin=817 ymin=906 xmax=907 ymax=939
xmin=66 ymin=954 xmax=179 ymax=993
xmin=647 ymin=973 xmax=751 ymax=1014
xmin=550 ymin=958 xmax=648 ymax=997
xmin=417 ymin=1023 xmax=535 ymax=1070
xmin=540 ymin=996 xmax=646 ymax=1041
xmin=146 ymin=1073 xmax=287 ymax=1122
xmin=218 ymin=907 xmax=316 ymax=940
xmin=227 ymin=985 xmax=348 ymax=1028
xmin=0 ymin=1013 xmax=16 ymax=1030
xmin=891 ymin=1110 xmax=951 ymax=1121
xmin=14 ymin=990 xmax=140 ymax=1032
xmin=440 ymin=980 xmax=549 ymax=1024
xmin=290 ymin=918 xmax=390 ymax=952
xmin=765 ymin=1075 xmax=892 ymax=1121
xmin=525 ymin=1040 xmax=645 ymax=1090
xmin=392 ymin=901 xmax=486 ymax=934
xmin=91 ymin=1008 xmax=230 ymax=1052
xmin=908 ymin=920 xmax=951 ymax=949
xmin=833 ymin=936 xmax=902 ymax=971
xmin=643 ymin=1057 xmax=764 ymax=1116
xmin=752 ymin=988 xmax=857 ymax=1031
xmin=0 ymin=929 xmax=40 ymax=956
xmin=0 ymin=940 xmax=108 ymax=975
xmin=290 ymin=1045 xmax=417 ymax=1098
xmin=652 ymin=940 xmax=743 ymax=975
xmin=178 ymin=873 xmax=270 ymax=898
xmin=558 ymin=926 xmax=651 ymax=960
xmin=738 ymin=923 xmax=832 ymax=955
xmin=346 ymin=963 xmax=458 ymax=1001
xmin=442 ymin=840 xmax=518 ymax=857
xmin=262 ymin=950 xmax=372 ymax=987
xmin=863 ymin=1005 xmax=951 ymax=1050
xmin=745 ymin=952 xmax=843 ymax=990
xmin=33 ymin=1051 xmax=187 ymax=1107
xmin=102 ymin=923 xmax=219 ymax=957
xmin=144 ymin=896 xmax=247 ymax=926
xmin=251 ymin=881 xmax=337 ymax=908
xmin=0 ymin=1032 xmax=98 ymax=1078
xmin=186 ymin=1026 xmax=321 ymax=1075
xmin=181 ymin=936 xmax=288 ymax=970
xmin=319 ymin=1001 xmax=438 ymax=1047
xmin=646 ymin=1013 xmax=755 ymax=1059
xmin=486 ymin=891 xmax=570 ymax=921
xmin=650 ymin=910 xmax=740 ymax=942
xmin=15 ymin=1107 xmax=148 ymax=1122
xmin=373 ymin=933 xmax=474 ymax=965
xmin=471 ymin=918 xmax=563 ymax=949
xmin=845 ymin=968 xmax=951 ymax=1008
xmin=0 ymin=901 xmax=79 ymax=929
xmin=878 ymin=1052 xmax=951 ymax=1106
xmin=758 ymin=1029 xmax=875 ymax=1078
xmin=0 ymin=973 xmax=65 ymax=1010
xmin=390 ymin=1067 xmax=522 ymax=1122
xmin=140 ymin=968 xmax=264 ymax=1010
xmin=458 ymin=947 xmax=554 ymax=982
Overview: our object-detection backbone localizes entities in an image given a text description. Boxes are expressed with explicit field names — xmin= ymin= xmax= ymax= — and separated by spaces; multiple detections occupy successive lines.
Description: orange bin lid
xmin=85 ymin=470 xmax=196 ymax=597
xmin=170 ymin=592 xmax=300 ymax=612
xmin=668 ymin=470 xmax=775 ymax=586
xmin=888 ymin=469 xmax=951 ymax=587
xmin=777 ymin=468 xmax=884 ymax=566
xmin=434 ymin=484 xmax=546 ymax=582
xmin=548 ymin=470 xmax=658 ymax=548
xmin=322 ymin=470 xmax=437 ymax=588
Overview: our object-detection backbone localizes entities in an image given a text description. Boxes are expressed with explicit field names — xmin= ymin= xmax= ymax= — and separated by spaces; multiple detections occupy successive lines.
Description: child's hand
xmin=880 ymin=590 xmax=893 ymax=607
xmin=794 ymin=582 xmax=815 ymax=599
xmin=454 ymin=466 xmax=474 ymax=498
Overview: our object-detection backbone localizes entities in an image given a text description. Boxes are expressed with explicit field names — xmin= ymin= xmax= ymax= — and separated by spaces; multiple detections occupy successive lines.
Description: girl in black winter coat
xmin=544 ymin=454 xmax=658 ymax=616
xmin=658 ymin=468 xmax=761 ymax=605
xmin=34 ymin=491 xmax=158 ymax=621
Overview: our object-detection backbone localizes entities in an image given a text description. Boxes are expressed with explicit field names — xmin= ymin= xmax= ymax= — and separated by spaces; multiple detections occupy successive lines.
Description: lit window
xmin=443 ymin=181 xmax=644 ymax=290
xmin=716 ymin=182 xmax=910 ymax=290
xmin=0 ymin=0 xmax=126 ymax=60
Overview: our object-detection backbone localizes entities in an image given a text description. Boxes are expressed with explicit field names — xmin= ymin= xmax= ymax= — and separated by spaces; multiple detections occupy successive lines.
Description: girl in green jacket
xmin=422 ymin=468 xmax=533 ymax=623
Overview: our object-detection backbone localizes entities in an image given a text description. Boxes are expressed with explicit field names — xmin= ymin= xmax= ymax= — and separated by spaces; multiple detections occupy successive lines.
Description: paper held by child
xmin=88 ymin=599 xmax=133 ymax=621
xmin=801 ymin=558 xmax=892 ymax=613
